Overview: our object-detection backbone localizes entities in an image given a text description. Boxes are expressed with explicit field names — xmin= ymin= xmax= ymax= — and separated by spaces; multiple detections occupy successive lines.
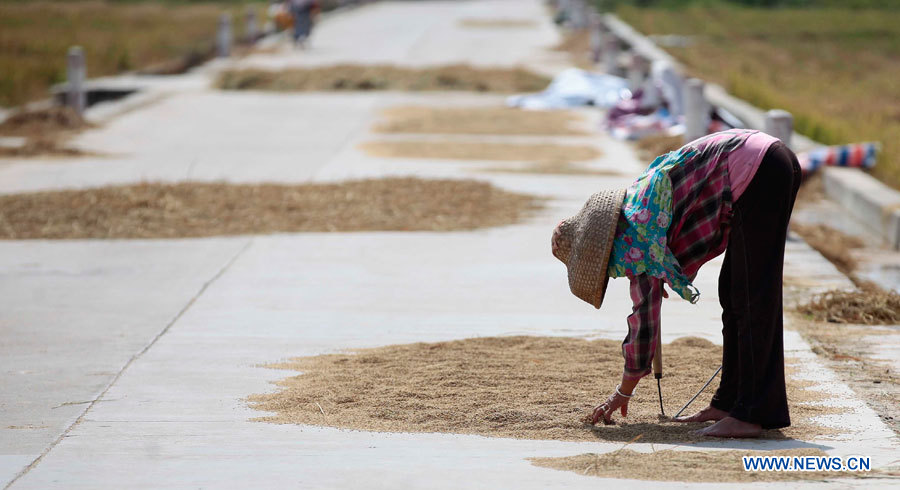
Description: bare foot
xmin=694 ymin=416 xmax=762 ymax=438
xmin=674 ymin=405 xmax=729 ymax=423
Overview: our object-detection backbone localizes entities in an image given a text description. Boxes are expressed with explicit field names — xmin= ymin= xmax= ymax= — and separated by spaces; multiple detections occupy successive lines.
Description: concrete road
xmin=1 ymin=0 xmax=897 ymax=488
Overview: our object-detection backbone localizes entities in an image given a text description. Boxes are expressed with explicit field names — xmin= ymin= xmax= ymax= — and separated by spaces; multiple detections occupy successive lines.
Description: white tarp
xmin=506 ymin=68 xmax=631 ymax=110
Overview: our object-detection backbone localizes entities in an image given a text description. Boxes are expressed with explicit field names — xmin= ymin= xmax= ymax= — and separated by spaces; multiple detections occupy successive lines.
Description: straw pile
xmin=359 ymin=141 xmax=600 ymax=163
xmin=216 ymin=65 xmax=550 ymax=93
xmin=373 ymin=106 xmax=588 ymax=136
xmin=791 ymin=223 xmax=900 ymax=325
xmin=798 ymin=285 xmax=900 ymax=325
xmin=250 ymin=336 xmax=836 ymax=443
xmin=0 ymin=178 xmax=542 ymax=239
xmin=530 ymin=449 xmax=858 ymax=482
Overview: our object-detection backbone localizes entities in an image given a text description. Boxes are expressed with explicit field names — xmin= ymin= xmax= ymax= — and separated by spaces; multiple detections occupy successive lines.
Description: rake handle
xmin=653 ymin=332 xmax=664 ymax=416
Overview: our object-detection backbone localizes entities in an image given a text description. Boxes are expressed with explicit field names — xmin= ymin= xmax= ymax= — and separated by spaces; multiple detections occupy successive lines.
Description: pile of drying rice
xmin=250 ymin=336 xmax=835 ymax=443
xmin=0 ymin=177 xmax=542 ymax=239
xmin=216 ymin=65 xmax=550 ymax=93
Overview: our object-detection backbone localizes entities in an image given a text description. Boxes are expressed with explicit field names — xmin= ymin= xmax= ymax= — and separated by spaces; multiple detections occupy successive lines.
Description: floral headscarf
xmin=607 ymin=146 xmax=700 ymax=302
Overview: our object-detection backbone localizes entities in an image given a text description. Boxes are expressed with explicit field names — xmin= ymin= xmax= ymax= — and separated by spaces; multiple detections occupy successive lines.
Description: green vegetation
xmin=603 ymin=0 xmax=899 ymax=8
xmin=0 ymin=1 xmax=261 ymax=107
xmin=615 ymin=4 xmax=900 ymax=188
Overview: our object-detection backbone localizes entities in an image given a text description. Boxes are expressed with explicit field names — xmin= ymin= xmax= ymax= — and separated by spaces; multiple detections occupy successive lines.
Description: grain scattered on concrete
xmin=633 ymin=134 xmax=683 ymax=162
xmin=0 ymin=178 xmax=542 ymax=239
xmin=530 ymin=449 xmax=858 ymax=482
xmin=359 ymin=140 xmax=600 ymax=163
xmin=250 ymin=336 xmax=838 ymax=443
xmin=458 ymin=18 xmax=537 ymax=29
xmin=0 ymin=106 xmax=90 ymax=157
xmin=551 ymin=29 xmax=593 ymax=69
xmin=479 ymin=161 xmax=623 ymax=176
xmin=373 ymin=106 xmax=588 ymax=136
xmin=216 ymin=65 xmax=550 ymax=93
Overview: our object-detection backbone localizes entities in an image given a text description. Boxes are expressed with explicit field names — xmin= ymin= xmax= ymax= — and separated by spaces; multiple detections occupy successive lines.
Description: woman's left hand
xmin=589 ymin=389 xmax=630 ymax=425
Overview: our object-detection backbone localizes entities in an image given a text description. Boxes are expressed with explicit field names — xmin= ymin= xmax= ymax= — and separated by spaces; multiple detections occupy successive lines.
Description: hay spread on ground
xmin=372 ymin=106 xmax=588 ymax=136
xmin=250 ymin=336 xmax=837 ymax=443
xmin=216 ymin=65 xmax=550 ymax=93
xmin=0 ymin=107 xmax=90 ymax=158
xmin=0 ymin=178 xmax=542 ymax=239
xmin=530 ymin=449 xmax=861 ymax=482
xmin=791 ymin=223 xmax=864 ymax=276
xmin=359 ymin=140 xmax=600 ymax=163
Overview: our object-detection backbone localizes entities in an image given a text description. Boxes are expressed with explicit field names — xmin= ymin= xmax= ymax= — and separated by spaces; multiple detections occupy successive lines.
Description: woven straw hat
xmin=552 ymin=189 xmax=627 ymax=309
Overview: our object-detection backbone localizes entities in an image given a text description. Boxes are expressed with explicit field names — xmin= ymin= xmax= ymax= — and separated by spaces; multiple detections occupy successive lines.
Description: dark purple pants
xmin=709 ymin=142 xmax=801 ymax=429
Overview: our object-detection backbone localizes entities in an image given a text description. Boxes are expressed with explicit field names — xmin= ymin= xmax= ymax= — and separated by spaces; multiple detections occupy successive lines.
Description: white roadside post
xmin=217 ymin=13 xmax=232 ymax=57
xmin=628 ymin=53 xmax=648 ymax=91
xmin=683 ymin=78 xmax=708 ymax=143
xmin=245 ymin=9 xmax=258 ymax=43
xmin=764 ymin=109 xmax=794 ymax=148
xmin=66 ymin=46 xmax=86 ymax=115
xmin=572 ymin=0 xmax=588 ymax=29
xmin=603 ymin=33 xmax=620 ymax=76
xmin=589 ymin=13 xmax=603 ymax=64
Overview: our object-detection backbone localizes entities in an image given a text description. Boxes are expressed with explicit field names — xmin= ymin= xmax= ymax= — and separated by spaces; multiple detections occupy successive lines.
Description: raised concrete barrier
xmin=599 ymin=13 xmax=900 ymax=249
xmin=823 ymin=167 xmax=900 ymax=249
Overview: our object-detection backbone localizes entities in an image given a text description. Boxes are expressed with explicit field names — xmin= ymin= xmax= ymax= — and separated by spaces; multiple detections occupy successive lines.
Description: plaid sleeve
xmin=622 ymin=274 xmax=662 ymax=380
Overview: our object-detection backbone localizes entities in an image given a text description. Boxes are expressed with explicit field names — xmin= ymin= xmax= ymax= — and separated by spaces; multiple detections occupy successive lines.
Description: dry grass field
xmin=0 ymin=1 xmax=261 ymax=107
xmin=617 ymin=5 xmax=900 ymax=189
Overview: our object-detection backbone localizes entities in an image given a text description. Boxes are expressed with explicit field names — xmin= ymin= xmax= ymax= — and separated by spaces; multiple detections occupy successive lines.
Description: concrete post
xmin=764 ymin=109 xmax=793 ymax=147
xmin=572 ymin=0 xmax=588 ymax=29
xmin=589 ymin=13 xmax=603 ymax=64
xmin=66 ymin=46 xmax=86 ymax=115
xmin=683 ymin=78 xmax=708 ymax=143
xmin=590 ymin=12 xmax=607 ymax=65
xmin=628 ymin=53 xmax=648 ymax=91
xmin=217 ymin=13 xmax=232 ymax=57
xmin=245 ymin=9 xmax=258 ymax=43
xmin=603 ymin=35 xmax=621 ymax=76
xmin=564 ymin=0 xmax=579 ymax=29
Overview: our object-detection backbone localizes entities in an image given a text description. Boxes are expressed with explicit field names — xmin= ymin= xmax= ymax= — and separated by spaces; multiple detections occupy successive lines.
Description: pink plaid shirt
xmin=619 ymin=130 xmax=778 ymax=379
